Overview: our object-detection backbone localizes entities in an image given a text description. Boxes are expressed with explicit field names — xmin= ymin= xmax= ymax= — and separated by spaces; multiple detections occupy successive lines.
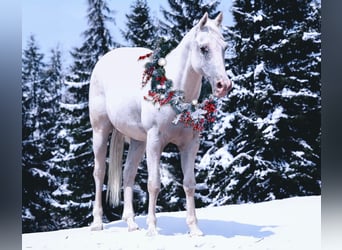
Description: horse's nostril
xmin=217 ymin=81 xmax=223 ymax=89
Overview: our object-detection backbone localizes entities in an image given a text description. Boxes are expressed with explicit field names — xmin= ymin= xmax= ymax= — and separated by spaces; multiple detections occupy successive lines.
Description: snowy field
xmin=22 ymin=196 xmax=320 ymax=250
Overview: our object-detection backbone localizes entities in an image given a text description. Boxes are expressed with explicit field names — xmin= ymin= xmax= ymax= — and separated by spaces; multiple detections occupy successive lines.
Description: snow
xmin=255 ymin=106 xmax=287 ymax=130
xmin=22 ymin=196 xmax=320 ymax=250
xmin=268 ymin=106 xmax=287 ymax=123
xmin=52 ymin=183 xmax=73 ymax=197
xmin=23 ymin=209 xmax=35 ymax=220
xmin=263 ymin=25 xmax=283 ymax=31
xmin=277 ymin=87 xmax=318 ymax=99
xmin=254 ymin=62 xmax=265 ymax=79
xmin=302 ymin=32 xmax=320 ymax=42
xmin=214 ymin=145 xmax=234 ymax=169
xmin=213 ymin=112 xmax=235 ymax=133
xmin=253 ymin=33 xmax=260 ymax=41
xmin=253 ymin=14 xmax=263 ymax=23
xmin=29 ymin=168 xmax=56 ymax=182
xmin=197 ymin=144 xmax=233 ymax=170
xmin=60 ymin=102 xmax=88 ymax=112
xmin=64 ymin=81 xmax=89 ymax=88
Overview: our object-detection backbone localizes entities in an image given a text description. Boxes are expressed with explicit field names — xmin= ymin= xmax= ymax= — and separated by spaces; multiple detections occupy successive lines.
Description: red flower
xmin=148 ymin=90 xmax=157 ymax=97
xmin=203 ymin=100 xmax=216 ymax=113
xmin=142 ymin=66 xmax=155 ymax=87
xmin=159 ymin=91 xmax=174 ymax=106
xmin=156 ymin=75 xmax=167 ymax=85
xmin=138 ymin=52 xmax=153 ymax=61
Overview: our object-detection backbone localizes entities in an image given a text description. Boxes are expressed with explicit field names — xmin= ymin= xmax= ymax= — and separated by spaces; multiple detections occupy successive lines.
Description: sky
xmin=22 ymin=0 xmax=233 ymax=65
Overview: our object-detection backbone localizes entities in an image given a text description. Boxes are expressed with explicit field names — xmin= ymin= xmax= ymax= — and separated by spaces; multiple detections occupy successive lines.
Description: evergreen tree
xmin=42 ymin=47 xmax=75 ymax=230
xmin=51 ymin=81 xmax=94 ymax=228
xmin=22 ymin=36 xmax=63 ymax=232
xmin=122 ymin=0 xmax=156 ymax=48
xmin=57 ymin=0 xmax=118 ymax=228
xmin=159 ymin=0 xmax=220 ymax=48
xmin=69 ymin=0 xmax=117 ymax=82
xmin=196 ymin=0 xmax=321 ymax=206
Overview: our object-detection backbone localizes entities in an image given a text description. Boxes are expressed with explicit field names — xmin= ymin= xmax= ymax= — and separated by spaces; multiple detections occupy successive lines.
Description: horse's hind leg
xmin=90 ymin=122 xmax=112 ymax=231
xmin=122 ymin=139 xmax=146 ymax=231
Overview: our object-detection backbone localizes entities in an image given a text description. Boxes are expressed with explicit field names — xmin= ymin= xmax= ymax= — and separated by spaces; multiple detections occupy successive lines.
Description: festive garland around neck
xmin=138 ymin=44 xmax=217 ymax=132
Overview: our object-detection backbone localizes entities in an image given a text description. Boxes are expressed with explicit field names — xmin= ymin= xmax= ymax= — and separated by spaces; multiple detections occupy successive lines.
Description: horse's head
xmin=190 ymin=12 xmax=233 ymax=98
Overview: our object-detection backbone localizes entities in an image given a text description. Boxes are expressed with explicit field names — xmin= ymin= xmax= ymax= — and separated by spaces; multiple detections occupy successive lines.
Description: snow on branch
xmin=64 ymin=81 xmax=89 ymax=88
xmin=275 ymin=88 xmax=319 ymax=99
xmin=232 ymin=8 xmax=266 ymax=23
xmin=302 ymin=32 xmax=320 ymax=43
xmin=59 ymin=102 xmax=88 ymax=112
xmin=29 ymin=168 xmax=56 ymax=183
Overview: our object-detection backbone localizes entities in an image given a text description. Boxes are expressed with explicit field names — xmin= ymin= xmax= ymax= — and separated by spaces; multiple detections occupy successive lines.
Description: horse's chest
xmin=141 ymin=103 xmax=197 ymax=145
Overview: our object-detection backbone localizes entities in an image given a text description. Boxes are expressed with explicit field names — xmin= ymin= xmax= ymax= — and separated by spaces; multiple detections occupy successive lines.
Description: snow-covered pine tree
xmin=122 ymin=0 xmax=156 ymax=48
xmin=22 ymin=36 xmax=62 ymax=232
xmin=159 ymin=0 xmax=220 ymax=48
xmin=69 ymin=0 xmax=117 ymax=82
xmin=41 ymin=47 xmax=80 ymax=230
xmin=196 ymin=0 xmax=321 ymax=206
xmin=58 ymin=0 xmax=118 ymax=228
xmin=41 ymin=46 xmax=64 ymax=156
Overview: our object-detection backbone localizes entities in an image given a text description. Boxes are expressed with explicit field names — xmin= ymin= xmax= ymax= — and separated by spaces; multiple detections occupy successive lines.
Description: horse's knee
xmin=148 ymin=180 xmax=160 ymax=195
xmin=123 ymin=165 xmax=137 ymax=186
xmin=183 ymin=177 xmax=196 ymax=194
xmin=93 ymin=165 xmax=105 ymax=179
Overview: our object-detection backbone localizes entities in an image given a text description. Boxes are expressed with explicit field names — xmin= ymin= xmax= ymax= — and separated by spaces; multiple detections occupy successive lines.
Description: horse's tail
xmin=106 ymin=128 xmax=124 ymax=207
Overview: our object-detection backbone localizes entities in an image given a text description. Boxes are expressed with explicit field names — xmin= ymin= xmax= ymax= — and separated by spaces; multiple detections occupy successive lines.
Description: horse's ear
xmin=198 ymin=12 xmax=208 ymax=28
xmin=215 ymin=12 xmax=223 ymax=26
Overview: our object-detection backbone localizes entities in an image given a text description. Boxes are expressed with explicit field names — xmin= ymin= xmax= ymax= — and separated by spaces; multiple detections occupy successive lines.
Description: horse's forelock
xmin=195 ymin=20 xmax=225 ymax=47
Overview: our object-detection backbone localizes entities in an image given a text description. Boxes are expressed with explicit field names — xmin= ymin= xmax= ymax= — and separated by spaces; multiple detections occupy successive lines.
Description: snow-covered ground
xmin=22 ymin=195 xmax=320 ymax=250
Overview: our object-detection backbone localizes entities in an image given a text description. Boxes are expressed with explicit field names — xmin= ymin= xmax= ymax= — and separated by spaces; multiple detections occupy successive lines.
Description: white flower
xmin=190 ymin=109 xmax=207 ymax=120
xmin=192 ymin=99 xmax=198 ymax=105
xmin=158 ymin=58 xmax=167 ymax=66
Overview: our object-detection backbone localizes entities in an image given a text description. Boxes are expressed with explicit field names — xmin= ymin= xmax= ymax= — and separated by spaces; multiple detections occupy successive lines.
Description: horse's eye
xmin=200 ymin=45 xmax=209 ymax=54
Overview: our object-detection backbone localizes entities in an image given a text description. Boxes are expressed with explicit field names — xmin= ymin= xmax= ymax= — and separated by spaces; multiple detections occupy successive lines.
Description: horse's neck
xmin=165 ymin=33 xmax=202 ymax=102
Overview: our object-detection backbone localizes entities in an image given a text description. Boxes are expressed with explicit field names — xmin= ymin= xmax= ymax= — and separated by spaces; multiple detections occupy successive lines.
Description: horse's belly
xmin=93 ymin=47 xmax=152 ymax=141
xmin=106 ymin=97 xmax=147 ymax=141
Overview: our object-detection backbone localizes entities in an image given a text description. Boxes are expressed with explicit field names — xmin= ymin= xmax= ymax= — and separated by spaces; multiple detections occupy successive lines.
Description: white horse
xmin=89 ymin=12 xmax=232 ymax=236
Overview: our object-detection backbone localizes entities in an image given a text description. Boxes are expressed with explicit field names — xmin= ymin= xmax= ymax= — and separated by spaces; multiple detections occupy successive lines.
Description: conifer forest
xmin=22 ymin=0 xmax=321 ymax=232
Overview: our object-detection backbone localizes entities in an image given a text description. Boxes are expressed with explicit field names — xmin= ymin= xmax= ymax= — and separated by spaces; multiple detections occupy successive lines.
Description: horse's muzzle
xmin=215 ymin=79 xmax=233 ymax=98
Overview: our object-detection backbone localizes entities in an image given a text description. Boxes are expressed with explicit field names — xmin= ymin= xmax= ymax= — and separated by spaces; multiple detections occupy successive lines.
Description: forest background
xmin=22 ymin=0 xmax=321 ymax=232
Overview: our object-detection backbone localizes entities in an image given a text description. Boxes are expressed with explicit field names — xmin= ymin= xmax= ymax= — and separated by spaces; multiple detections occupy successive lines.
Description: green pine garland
xmin=138 ymin=42 xmax=217 ymax=132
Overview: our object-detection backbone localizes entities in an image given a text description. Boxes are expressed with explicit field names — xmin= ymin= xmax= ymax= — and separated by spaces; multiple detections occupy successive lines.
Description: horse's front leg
xmin=145 ymin=128 xmax=163 ymax=236
xmin=180 ymin=135 xmax=204 ymax=236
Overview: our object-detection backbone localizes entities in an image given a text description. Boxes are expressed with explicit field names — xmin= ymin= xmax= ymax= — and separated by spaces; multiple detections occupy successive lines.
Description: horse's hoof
xmin=146 ymin=227 xmax=158 ymax=237
xmin=125 ymin=217 xmax=139 ymax=232
xmin=189 ymin=227 xmax=204 ymax=237
xmin=128 ymin=223 xmax=139 ymax=232
xmin=90 ymin=223 xmax=103 ymax=231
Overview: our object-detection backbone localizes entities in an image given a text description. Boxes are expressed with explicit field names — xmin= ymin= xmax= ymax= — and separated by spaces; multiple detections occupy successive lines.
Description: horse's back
xmin=91 ymin=47 xmax=152 ymax=96
xmin=89 ymin=47 xmax=152 ymax=140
